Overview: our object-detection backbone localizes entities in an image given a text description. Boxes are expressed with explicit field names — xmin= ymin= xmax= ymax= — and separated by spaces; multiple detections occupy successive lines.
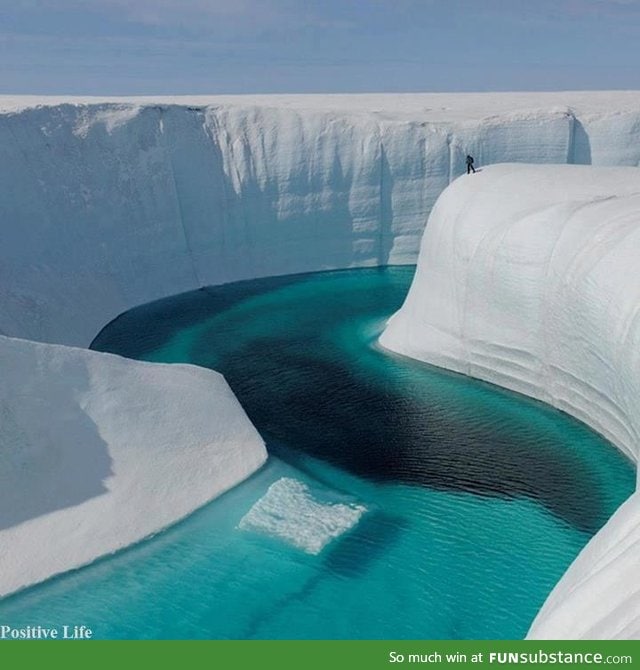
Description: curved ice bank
xmin=380 ymin=163 xmax=640 ymax=639
xmin=3 ymin=92 xmax=640 ymax=347
xmin=0 ymin=334 xmax=267 ymax=597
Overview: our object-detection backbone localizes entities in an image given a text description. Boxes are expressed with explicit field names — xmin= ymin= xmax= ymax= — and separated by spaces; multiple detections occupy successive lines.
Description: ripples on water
xmin=0 ymin=267 xmax=634 ymax=639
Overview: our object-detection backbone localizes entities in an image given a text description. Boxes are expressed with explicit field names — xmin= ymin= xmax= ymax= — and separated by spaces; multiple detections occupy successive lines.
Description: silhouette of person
xmin=466 ymin=155 xmax=476 ymax=174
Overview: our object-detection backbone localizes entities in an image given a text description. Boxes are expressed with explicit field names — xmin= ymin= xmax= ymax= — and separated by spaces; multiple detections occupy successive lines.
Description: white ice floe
xmin=238 ymin=478 xmax=366 ymax=554
xmin=381 ymin=163 xmax=640 ymax=639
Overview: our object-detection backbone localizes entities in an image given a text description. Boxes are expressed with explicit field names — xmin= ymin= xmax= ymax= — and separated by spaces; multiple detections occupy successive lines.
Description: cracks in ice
xmin=160 ymin=107 xmax=202 ymax=289
xmin=378 ymin=140 xmax=394 ymax=266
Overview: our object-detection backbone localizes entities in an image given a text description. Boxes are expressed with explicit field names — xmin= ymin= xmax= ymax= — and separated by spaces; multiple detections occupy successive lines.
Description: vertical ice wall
xmin=0 ymin=100 xmax=584 ymax=346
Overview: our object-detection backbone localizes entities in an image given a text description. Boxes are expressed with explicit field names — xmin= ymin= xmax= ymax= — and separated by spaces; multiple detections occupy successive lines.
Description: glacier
xmin=380 ymin=163 xmax=640 ymax=639
xmin=3 ymin=93 xmax=640 ymax=632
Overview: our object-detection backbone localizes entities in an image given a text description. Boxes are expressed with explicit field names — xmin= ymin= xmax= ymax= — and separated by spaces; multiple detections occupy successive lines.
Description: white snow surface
xmin=0 ymin=334 xmax=266 ymax=596
xmin=3 ymin=92 xmax=640 ymax=347
xmin=380 ymin=163 xmax=640 ymax=639
xmin=238 ymin=477 xmax=366 ymax=554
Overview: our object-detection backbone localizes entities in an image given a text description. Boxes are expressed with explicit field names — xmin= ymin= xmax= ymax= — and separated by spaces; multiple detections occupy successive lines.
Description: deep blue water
xmin=0 ymin=267 xmax=634 ymax=639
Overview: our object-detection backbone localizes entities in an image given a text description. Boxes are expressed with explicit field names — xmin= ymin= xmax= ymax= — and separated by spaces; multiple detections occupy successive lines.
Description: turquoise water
xmin=1 ymin=267 xmax=634 ymax=639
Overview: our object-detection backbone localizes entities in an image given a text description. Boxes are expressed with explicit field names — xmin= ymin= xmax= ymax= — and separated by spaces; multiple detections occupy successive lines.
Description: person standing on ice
xmin=466 ymin=154 xmax=476 ymax=174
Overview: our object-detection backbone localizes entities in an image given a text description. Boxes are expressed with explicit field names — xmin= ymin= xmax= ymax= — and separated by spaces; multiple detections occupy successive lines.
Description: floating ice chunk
xmin=238 ymin=477 xmax=366 ymax=554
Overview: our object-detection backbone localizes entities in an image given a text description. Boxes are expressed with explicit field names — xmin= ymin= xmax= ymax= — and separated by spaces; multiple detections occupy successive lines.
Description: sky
xmin=1 ymin=0 xmax=640 ymax=95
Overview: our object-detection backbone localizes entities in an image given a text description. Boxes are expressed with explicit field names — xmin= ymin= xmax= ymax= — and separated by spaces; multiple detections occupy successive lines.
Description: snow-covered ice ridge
xmin=3 ymin=92 xmax=640 ymax=346
xmin=0 ymin=335 xmax=266 ymax=596
xmin=381 ymin=163 xmax=640 ymax=639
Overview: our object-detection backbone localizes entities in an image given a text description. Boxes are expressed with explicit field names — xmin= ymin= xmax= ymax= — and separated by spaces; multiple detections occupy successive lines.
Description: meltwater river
xmin=0 ymin=267 xmax=634 ymax=639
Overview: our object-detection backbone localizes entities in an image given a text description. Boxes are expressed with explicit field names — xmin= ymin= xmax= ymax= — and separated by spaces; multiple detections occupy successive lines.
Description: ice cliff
xmin=380 ymin=163 xmax=640 ymax=639
xmin=3 ymin=92 xmax=640 ymax=347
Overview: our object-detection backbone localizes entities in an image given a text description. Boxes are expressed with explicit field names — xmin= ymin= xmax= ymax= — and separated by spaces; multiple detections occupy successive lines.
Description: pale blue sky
xmin=1 ymin=0 xmax=640 ymax=94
